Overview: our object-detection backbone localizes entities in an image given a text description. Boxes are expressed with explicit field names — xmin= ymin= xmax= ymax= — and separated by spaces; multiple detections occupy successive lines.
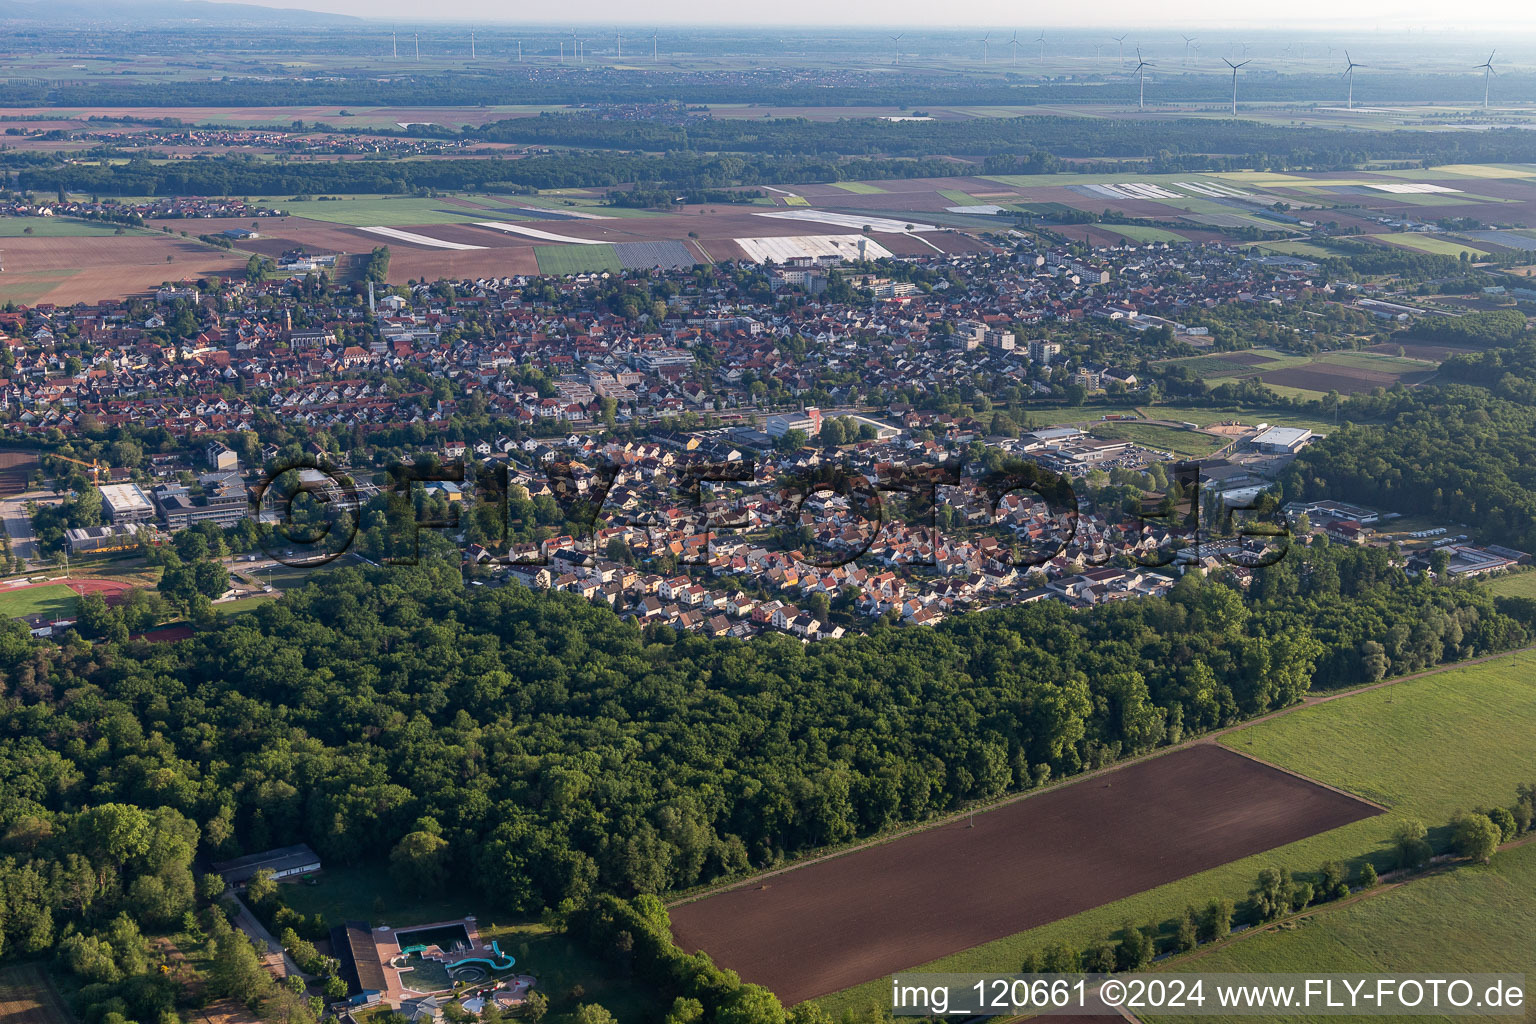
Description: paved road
xmin=224 ymin=893 xmax=308 ymax=981
xmin=1 ymin=491 xmax=59 ymax=564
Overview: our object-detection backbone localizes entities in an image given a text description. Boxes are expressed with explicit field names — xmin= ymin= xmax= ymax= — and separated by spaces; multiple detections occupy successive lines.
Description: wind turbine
xmin=1224 ymin=57 xmax=1250 ymax=115
xmin=978 ymin=31 xmax=990 ymax=63
xmin=1133 ymin=48 xmax=1153 ymax=110
xmin=1008 ymin=31 xmax=1020 ymax=64
xmin=470 ymin=29 xmax=476 ymax=59
xmin=1036 ymin=29 xmax=1046 ymax=64
xmin=889 ymin=32 xmax=903 ymax=63
xmin=652 ymin=30 xmax=659 ymax=62
xmin=1182 ymin=34 xmax=1196 ymax=65
xmin=1342 ymin=51 xmax=1363 ymax=109
xmin=391 ymin=29 xmax=397 ymax=59
xmin=616 ymin=28 xmax=622 ymax=59
xmin=518 ymin=39 xmax=522 ymax=62
xmin=1476 ymin=51 xmax=1495 ymax=109
xmin=1112 ymin=33 xmax=1127 ymax=65
xmin=414 ymin=33 xmax=419 ymax=62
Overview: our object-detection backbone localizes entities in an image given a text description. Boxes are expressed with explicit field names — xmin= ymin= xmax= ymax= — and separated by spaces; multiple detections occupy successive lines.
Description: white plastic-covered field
xmin=473 ymin=221 xmax=608 ymax=244
xmin=753 ymin=210 xmax=937 ymax=233
xmin=734 ymin=234 xmax=895 ymax=263
xmin=358 ymin=226 xmax=485 ymax=250
xmin=1363 ymin=182 xmax=1465 ymax=194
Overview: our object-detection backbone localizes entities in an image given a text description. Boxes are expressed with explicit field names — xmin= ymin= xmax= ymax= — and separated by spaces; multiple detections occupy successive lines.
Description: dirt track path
xmin=669 ymin=644 xmax=1535 ymax=908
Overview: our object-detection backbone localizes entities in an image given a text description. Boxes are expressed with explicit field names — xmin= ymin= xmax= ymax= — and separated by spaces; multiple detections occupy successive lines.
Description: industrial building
xmin=98 ymin=482 xmax=156 ymax=524
xmin=65 ymin=523 xmax=147 ymax=555
xmin=1251 ymin=425 xmax=1314 ymax=454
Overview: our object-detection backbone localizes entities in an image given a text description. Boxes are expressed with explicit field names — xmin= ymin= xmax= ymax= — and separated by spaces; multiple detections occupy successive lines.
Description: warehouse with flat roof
xmin=1251 ymin=426 xmax=1314 ymax=454
xmin=98 ymin=482 xmax=156 ymax=524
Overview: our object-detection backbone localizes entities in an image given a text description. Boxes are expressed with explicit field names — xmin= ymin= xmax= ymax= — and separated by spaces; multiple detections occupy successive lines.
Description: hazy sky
xmin=220 ymin=0 xmax=1536 ymax=30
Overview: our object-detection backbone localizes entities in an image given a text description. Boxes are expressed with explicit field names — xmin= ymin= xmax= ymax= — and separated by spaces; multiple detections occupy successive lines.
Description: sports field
xmin=1153 ymin=842 xmax=1536 ymax=1024
xmin=0 ymin=582 xmax=77 ymax=621
xmin=533 ymin=243 xmax=624 ymax=275
xmin=0 ymin=965 xmax=72 ymax=1024
xmin=815 ymin=651 xmax=1534 ymax=1017
xmin=674 ymin=745 xmax=1378 ymax=1004
xmin=1090 ymin=421 xmax=1228 ymax=458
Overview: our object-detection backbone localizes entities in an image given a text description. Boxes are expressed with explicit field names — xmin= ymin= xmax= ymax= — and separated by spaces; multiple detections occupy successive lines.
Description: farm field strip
xmin=473 ymin=221 xmax=609 ymax=244
xmin=357 ymin=226 xmax=485 ymax=250
xmin=754 ymin=209 xmax=937 ymax=232
xmin=672 ymin=745 xmax=1378 ymax=1005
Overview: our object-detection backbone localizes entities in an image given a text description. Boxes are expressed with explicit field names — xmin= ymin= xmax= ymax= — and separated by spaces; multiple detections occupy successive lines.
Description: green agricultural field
xmin=1487 ymin=571 xmax=1536 ymax=600
xmin=781 ymin=196 xmax=811 ymax=206
xmin=1158 ymin=355 xmax=1265 ymax=381
xmin=1375 ymin=233 xmax=1491 ymax=258
xmin=1228 ymin=654 xmax=1536 ymax=820
xmin=830 ymin=182 xmax=886 ymax=194
xmin=534 ymin=243 xmax=623 ymax=275
xmin=1263 ymin=382 xmax=1330 ymax=402
xmin=1252 ymin=239 xmax=1345 ymax=259
xmin=0 ymin=218 xmax=145 ymax=237
xmin=1317 ymin=351 xmax=1437 ymax=373
xmin=0 ymin=269 xmax=80 ymax=304
xmin=815 ymin=652 xmax=1536 ymax=1018
xmin=1151 ymin=843 xmax=1536 ymax=1024
xmin=1103 ymin=224 xmax=1187 ymax=243
xmin=1090 ymin=421 xmax=1228 ymax=458
xmin=939 ymin=189 xmax=988 ymax=205
xmin=0 ymin=583 xmax=76 ymax=622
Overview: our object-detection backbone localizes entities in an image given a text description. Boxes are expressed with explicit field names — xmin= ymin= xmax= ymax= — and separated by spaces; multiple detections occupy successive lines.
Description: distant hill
xmin=0 ymin=0 xmax=361 ymax=26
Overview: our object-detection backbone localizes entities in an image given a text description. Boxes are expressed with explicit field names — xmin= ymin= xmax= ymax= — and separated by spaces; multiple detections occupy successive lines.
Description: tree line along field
xmin=1150 ymin=841 xmax=1536 ymax=1024
xmin=812 ymin=651 xmax=1536 ymax=1018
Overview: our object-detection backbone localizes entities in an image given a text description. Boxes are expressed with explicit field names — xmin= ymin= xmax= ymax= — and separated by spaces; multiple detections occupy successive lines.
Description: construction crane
xmin=52 ymin=454 xmax=105 ymax=483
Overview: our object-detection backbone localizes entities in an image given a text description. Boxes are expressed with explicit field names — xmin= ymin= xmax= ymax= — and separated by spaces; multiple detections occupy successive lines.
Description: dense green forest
xmin=0 ymin=543 xmax=1524 ymax=963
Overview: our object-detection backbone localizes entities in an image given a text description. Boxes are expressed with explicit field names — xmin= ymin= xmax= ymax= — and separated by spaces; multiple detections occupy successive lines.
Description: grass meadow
xmin=1151 ymin=842 xmax=1536 ymax=1024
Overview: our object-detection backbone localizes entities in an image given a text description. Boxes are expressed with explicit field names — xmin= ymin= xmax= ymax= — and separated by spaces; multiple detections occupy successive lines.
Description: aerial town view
xmin=1 ymin=1 xmax=1536 ymax=1024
